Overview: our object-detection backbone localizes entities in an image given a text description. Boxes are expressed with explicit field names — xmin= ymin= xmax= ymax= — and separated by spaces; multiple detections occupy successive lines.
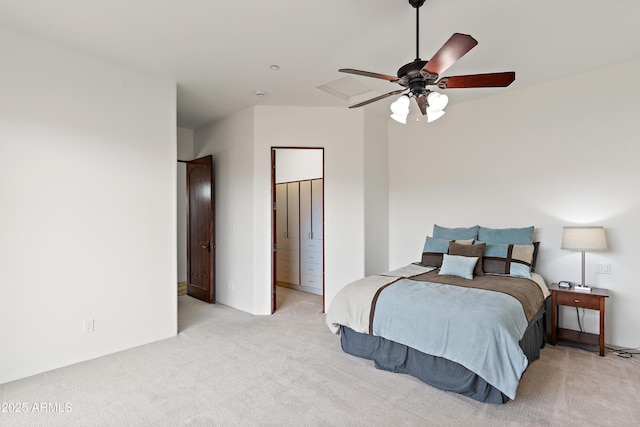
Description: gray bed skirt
xmin=339 ymin=298 xmax=548 ymax=404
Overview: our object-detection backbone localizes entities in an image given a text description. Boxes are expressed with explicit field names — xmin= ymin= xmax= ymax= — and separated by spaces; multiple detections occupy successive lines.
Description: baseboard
xmin=178 ymin=281 xmax=187 ymax=296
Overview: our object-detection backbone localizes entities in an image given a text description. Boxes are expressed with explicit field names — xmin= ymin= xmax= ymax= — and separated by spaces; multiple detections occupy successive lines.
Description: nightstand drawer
xmin=556 ymin=292 xmax=601 ymax=310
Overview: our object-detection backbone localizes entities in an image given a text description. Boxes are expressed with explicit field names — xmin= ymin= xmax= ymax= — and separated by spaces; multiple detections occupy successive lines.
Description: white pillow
xmin=438 ymin=254 xmax=478 ymax=280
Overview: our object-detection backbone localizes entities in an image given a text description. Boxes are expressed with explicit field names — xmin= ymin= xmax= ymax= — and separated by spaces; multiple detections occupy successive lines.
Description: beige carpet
xmin=1 ymin=287 xmax=638 ymax=426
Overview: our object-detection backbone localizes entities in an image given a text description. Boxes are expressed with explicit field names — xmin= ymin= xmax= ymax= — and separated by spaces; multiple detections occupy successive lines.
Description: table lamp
xmin=561 ymin=226 xmax=607 ymax=292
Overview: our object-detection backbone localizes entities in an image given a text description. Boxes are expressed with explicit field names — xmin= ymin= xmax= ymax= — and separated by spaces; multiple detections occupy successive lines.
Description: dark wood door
xmin=187 ymin=155 xmax=215 ymax=303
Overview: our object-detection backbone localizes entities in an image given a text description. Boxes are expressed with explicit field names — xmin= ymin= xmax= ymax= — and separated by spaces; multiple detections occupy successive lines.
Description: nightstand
xmin=549 ymin=283 xmax=609 ymax=356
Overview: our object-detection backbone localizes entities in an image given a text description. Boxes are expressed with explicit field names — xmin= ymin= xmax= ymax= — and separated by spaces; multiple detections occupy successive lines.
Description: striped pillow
xmin=482 ymin=243 xmax=535 ymax=278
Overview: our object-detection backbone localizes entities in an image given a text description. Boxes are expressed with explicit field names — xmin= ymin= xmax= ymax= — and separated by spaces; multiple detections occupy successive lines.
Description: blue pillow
xmin=478 ymin=226 xmax=534 ymax=245
xmin=423 ymin=236 xmax=451 ymax=253
xmin=438 ymin=254 xmax=478 ymax=280
xmin=433 ymin=224 xmax=479 ymax=240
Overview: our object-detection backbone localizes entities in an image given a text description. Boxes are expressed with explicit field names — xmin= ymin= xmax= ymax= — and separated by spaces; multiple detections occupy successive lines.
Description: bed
xmin=325 ymin=225 xmax=550 ymax=404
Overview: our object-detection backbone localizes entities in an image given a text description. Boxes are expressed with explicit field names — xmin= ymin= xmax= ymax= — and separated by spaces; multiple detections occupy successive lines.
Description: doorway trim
xmin=271 ymin=147 xmax=325 ymax=314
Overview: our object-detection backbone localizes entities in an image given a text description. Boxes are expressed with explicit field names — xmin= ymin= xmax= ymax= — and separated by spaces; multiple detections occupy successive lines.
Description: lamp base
xmin=573 ymin=285 xmax=592 ymax=293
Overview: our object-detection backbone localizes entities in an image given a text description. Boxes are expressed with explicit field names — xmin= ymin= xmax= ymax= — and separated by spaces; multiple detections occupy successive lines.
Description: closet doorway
xmin=271 ymin=148 xmax=324 ymax=313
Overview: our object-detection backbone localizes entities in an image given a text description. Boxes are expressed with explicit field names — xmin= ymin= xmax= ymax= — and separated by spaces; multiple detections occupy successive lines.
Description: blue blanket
xmin=372 ymin=278 xmax=529 ymax=400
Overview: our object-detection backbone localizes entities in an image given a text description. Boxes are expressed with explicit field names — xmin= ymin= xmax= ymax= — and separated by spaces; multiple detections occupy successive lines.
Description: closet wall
xmin=274 ymin=149 xmax=323 ymax=295
xmin=299 ymin=179 xmax=323 ymax=291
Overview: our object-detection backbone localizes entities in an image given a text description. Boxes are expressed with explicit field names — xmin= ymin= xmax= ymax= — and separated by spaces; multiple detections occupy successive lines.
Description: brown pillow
xmin=448 ymin=241 xmax=486 ymax=277
xmin=420 ymin=238 xmax=475 ymax=268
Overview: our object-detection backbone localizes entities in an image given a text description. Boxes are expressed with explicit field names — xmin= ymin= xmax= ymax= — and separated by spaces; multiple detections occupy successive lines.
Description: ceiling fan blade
xmin=348 ymin=89 xmax=406 ymax=108
xmin=416 ymin=95 xmax=427 ymax=115
xmin=421 ymin=33 xmax=478 ymax=77
xmin=436 ymin=72 xmax=516 ymax=89
xmin=339 ymin=68 xmax=400 ymax=82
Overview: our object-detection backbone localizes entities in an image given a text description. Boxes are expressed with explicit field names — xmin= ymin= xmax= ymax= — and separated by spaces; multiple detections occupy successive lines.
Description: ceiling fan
xmin=339 ymin=0 xmax=515 ymax=123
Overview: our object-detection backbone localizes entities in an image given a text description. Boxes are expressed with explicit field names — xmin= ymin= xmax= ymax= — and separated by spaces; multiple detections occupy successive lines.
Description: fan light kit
xmin=339 ymin=0 xmax=515 ymax=124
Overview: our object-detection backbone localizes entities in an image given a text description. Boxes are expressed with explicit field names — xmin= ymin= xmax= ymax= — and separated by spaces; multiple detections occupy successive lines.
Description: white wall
xmin=364 ymin=111 xmax=390 ymax=275
xmin=177 ymin=128 xmax=195 ymax=161
xmin=388 ymin=60 xmax=640 ymax=348
xmin=195 ymin=108 xmax=256 ymax=313
xmin=274 ymin=148 xmax=323 ymax=183
xmin=177 ymin=128 xmax=194 ymax=282
xmin=195 ymin=106 xmax=366 ymax=314
xmin=0 ymin=26 xmax=177 ymax=384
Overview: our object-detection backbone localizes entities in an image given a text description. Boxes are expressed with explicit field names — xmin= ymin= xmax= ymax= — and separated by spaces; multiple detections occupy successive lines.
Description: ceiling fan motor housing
xmin=397 ymin=60 xmax=427 ymax=78
xmin=397 ymin=59 xmax=437 ymax=96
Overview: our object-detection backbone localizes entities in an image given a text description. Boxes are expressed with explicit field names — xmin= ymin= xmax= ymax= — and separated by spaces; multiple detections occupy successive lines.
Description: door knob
xmin=201 ymin=241 xmax=211 ymax=252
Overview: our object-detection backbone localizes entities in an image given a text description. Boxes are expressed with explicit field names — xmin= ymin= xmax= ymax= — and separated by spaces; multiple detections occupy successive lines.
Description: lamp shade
xmin=561 ymin=226 xmax=607 ymax=251
xmin=426 ymin=91 xmax=448 ymax=111
xmin=426 ymin=109 xmax=445 ymax=122
xmin=390 ymin=96 xmax=410 ymax=123
xmin=390 ymin=113 xmax=408 ymax=124
xmin=390 ymin=96 xmax=410 ymax=114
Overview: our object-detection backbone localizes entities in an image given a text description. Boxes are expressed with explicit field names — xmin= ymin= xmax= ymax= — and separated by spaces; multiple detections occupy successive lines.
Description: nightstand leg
xmin=551 ymin=292 xmax=557 ymax=345
xmin=599 ymin=298 xmax=605 ymax=356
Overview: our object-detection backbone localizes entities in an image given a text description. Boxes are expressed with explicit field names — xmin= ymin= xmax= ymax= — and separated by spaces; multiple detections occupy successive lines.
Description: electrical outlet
xmin=596 ymin=264 xmax=611 ymax=274
xmin=83 ymin=319 xmax=94 ymax=334
xmin=228 ymin=281 xmax=234 ymax=290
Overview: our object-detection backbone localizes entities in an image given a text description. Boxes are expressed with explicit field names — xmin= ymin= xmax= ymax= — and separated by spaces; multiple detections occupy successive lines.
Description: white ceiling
xmin=1 ymin=0 xmax=639 ymax=130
